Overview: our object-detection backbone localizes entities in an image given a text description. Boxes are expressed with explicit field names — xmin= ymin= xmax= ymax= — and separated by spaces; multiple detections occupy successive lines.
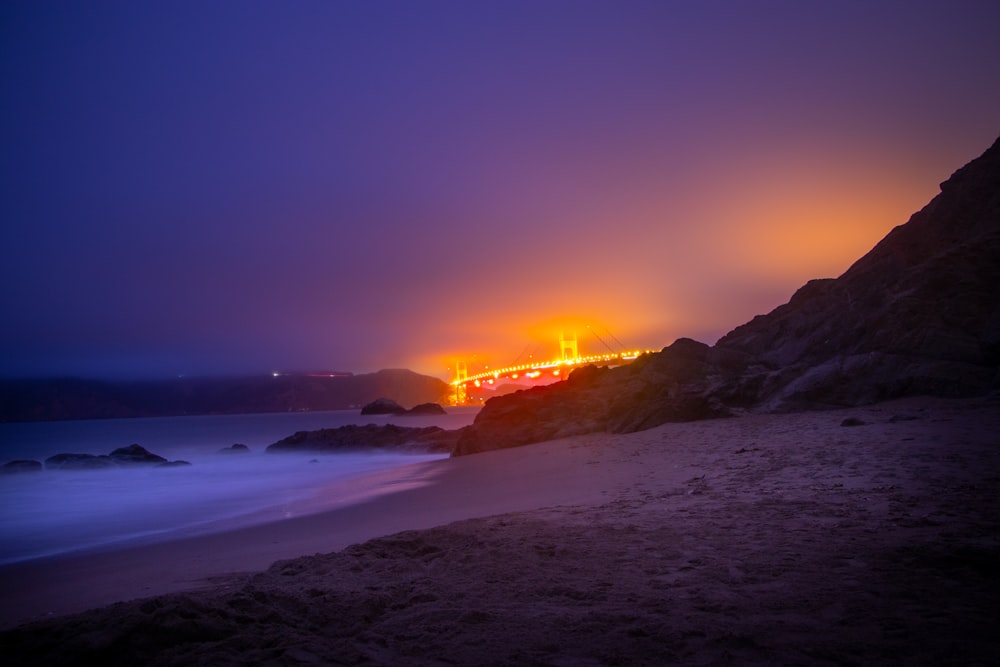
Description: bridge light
xmin=511 ymin=373 xmax=518 ymax=379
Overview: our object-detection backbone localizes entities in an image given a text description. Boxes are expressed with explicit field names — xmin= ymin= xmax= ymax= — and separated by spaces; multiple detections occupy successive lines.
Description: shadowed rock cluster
xmin=266 ymin=424 xmax=462 ymax=455
xmin=2 ymin=444 xmax=192 ymax=473
xmin=455 ymin=136 xmax=1000 ymax=455
xmin=360 ymin=398 xmax=448 ymax=416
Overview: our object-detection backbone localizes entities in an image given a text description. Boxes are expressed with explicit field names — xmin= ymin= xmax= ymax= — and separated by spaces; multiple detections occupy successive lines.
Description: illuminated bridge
xmin=450 ymin=331 xmax=654 ymax=405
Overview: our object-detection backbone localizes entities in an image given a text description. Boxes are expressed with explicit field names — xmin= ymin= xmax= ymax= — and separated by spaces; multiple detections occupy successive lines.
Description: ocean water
xmin=0 ymin=407 xmax=479 ymax=565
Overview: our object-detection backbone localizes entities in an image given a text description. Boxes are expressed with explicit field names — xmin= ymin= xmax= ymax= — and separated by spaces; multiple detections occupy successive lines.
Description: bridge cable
xmin=586 ymin=325 xmax=617 ymax=354
xmin=602 ymin=326 xmax=629 ymax=352
xmin=508 ymin=343 xmax=534 ymax=367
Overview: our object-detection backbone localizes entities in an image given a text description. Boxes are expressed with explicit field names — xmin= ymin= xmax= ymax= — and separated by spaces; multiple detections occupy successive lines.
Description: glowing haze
xmin=2 ymin=1 xmax=999 ymax=381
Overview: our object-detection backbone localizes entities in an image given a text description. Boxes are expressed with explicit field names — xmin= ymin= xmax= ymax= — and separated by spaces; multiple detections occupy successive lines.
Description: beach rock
xmin=44 ymin=445 xmax=172 ymax=469
xmin=360 ymin=397 xmax=407 ymax=415
xmin=156 ymin=460 xmax=192 ymax=468
xmin=44 ymin=453 xmax=118 ymax=470
xmin=454 ymin=135 xmax=1000 ymax=456
xmin=108 ymin=444 xmax=168 ymax=465
xmin=2 ymin=459 xmax=43 ymax=474
xmin=360 ymin=398 xmax=448 ymax=417
xmin=267 ymin=424 xmax=455 ymax=454
xmin=218 ymin=443 xmax=250 ymax=454
xmin=417 ymin=426 xmax=466 ymax=453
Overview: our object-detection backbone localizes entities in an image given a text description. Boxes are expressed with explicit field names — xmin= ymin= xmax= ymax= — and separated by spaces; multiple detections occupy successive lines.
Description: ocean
xmin=0 ymin=407 xmax=479 ymax=565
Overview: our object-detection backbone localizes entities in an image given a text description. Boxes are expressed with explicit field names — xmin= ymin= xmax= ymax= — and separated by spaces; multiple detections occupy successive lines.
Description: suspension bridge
xmin=450 ymin=328 xmax=653 ymax=405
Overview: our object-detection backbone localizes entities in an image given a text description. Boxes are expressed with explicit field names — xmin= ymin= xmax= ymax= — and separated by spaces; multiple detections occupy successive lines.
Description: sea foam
xmin=0 ymin=408 xmax=477 ymax=564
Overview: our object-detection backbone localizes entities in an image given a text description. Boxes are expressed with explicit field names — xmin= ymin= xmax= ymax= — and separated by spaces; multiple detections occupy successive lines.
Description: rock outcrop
xmin=360 ymin=398 xmax=448 ymax=416
xmin=454 ymin=135 xmax=1000 ymax=456
xmin=155 ymin=460 xmax=192 ymax=468
xmin=266 ymin=424 xmax=460 ymax=455
xmin=44 ymin=453 xmax=120 ymax=470
xmin=360 ymin=398 xmax=407 ymax=415
xmin=107 ymin=444 xmax=168 ymax=466
xmin=454 ymin=339 xmax=737 ymax=455
xmin=43 ymin=445 xmax=187 ymax=470
xmin=2 ymin=460 xmax=43 ymax=474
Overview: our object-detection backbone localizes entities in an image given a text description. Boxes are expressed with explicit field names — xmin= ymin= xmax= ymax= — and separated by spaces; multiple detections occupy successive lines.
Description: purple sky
xmin=2 ymin=1 xmax=999 ymax=380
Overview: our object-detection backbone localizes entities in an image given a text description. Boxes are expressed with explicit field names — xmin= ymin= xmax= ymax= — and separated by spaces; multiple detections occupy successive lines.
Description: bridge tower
xmin=452 ymin=361 xmax=469 ymax=405
xmin=559 ymin=332 xmax=578 ymax=361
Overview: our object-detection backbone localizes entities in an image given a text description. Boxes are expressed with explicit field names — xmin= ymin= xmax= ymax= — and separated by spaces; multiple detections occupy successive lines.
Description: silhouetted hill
xmin=717 ymin=135 xmax=1000 ymax=408
xmin=0 ymin=369 xmax=449 ymax=422
xmin=455 ymin=135 xmax=1000 ymax=455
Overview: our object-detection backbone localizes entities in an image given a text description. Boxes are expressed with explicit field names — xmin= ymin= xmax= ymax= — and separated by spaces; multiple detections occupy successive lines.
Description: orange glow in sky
xmin=411 ymin=142 xmax=945 ymax=381
xmin=3 ymin=3 xmax=998 ymax=380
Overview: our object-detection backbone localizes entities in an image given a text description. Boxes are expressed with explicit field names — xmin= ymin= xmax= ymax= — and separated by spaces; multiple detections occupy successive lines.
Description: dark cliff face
xmin=717 ymin=135 xmax=1000 ymax=408
xmin=454 ymin=136 xmax=1000 ymax=455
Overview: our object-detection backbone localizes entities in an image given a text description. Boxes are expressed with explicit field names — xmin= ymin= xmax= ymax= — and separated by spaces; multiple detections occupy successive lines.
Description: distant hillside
xmin=455 ymin=135 xmax=1000 ymax=455
xmin=0 ymin=369 xmax=449 ymax=422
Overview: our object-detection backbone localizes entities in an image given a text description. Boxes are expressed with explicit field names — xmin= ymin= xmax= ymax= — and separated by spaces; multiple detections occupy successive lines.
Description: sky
xmin=2 ymin=1 xmax=999 ymax=381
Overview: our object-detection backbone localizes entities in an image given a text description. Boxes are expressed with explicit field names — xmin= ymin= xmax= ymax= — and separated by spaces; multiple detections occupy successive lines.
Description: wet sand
xmin=2 ymin=396 xmax=998 ymax=665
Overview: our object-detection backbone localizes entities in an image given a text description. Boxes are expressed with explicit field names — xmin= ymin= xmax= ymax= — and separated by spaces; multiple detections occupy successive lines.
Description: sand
xmin=1 ymin=396 xmax=998 ymax=665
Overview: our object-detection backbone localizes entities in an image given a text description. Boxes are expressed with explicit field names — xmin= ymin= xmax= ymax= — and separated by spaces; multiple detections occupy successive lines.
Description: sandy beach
xmin=2 ymin=395 xmax=998 ymax=665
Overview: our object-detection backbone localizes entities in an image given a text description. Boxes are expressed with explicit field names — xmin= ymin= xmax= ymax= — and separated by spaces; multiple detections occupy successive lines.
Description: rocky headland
xmin=0 ymin=369 xmax=449 ymax=423
xmin=455 ymin=135 xmax=1000 ymax=455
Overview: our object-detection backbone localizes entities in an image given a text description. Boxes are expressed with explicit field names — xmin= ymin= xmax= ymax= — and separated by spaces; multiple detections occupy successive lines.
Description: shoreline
xmin=0 ymin=452 xmax=449 ymax=569
xmin=0 ymin=422 xmax=647 ymax=629
xmin=2 ymin=395 xmax=998 ymax=663
xmin=0 ymin=407 xmax=480 ymax=567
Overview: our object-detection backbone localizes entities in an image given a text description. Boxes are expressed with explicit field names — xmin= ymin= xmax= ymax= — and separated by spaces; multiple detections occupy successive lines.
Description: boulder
xmin=108 ymin=444 xmax=168 ymax=465
xmin=360 ymin=398 xmax=407 ymax=415
xmin=2 ymin=459 xmax=42 ymax=474
xmin=156 ymin=460 xmax=192 ymax=468
xmin=218 ymin=443 xmax=250 ymax=454
xmin=45 ymin=453 xmax=118 ymax=470
xmin=44 ymin=445 xmax=172 ymax=469
xmin=267 ymin=424 xmax=455 ymax=454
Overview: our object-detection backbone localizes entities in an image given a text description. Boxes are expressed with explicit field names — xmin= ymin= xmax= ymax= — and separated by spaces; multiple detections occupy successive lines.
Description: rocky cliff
xmin=455 ymin=136 xmax=1000 ymax=455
